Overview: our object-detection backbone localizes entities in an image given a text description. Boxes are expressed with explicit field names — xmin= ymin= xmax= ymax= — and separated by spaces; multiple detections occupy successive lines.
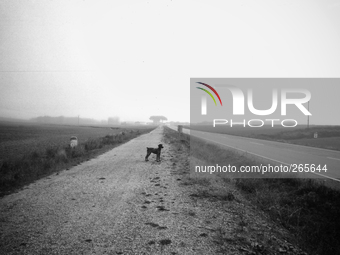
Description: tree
xmin=149 ymin=116 xmax=167 ymax=124
xmin=108 ymin=116 xmax=120 ymax=125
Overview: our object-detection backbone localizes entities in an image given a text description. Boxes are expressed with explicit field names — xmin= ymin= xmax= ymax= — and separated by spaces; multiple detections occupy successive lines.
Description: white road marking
xmin=193 ymin=134 xmax=340 ymax=183
xmin=310 ymin=172 xmax=340 ymax=182
xmin=197 ymin=136 xmax=289 ymax=165
xmin=169 ymin=127 xmax=340 ymax=183
xmin=328 ymin=157 xmax=340 ymax=161
xmin=250 ymin=142 xmax=263 ymax=146
xmin=210 ymin=130 xmax=340 ymax=154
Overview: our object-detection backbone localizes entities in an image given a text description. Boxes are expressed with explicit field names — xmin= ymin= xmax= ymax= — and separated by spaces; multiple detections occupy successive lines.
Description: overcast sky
xmin=1 ymin=0 xmax=340 ymax=123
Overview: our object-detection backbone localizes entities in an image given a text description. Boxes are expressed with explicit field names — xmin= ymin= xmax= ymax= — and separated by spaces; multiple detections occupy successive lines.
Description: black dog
xmin=145 ymin=144 xmax=164 ymax=162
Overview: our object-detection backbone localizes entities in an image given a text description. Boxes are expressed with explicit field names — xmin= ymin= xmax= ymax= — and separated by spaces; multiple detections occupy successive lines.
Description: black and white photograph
xmin=1 ymin=1 xmax=340 ymax=254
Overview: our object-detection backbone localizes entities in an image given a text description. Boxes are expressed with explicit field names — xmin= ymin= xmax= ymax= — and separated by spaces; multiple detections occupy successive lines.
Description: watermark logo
xmin=196 ymin=82 xmax=223 ymax=106
xmin=192 ymin=80 xmax=312 ymax=128
xmin=196 ymin=82 xmax=222 ymax=115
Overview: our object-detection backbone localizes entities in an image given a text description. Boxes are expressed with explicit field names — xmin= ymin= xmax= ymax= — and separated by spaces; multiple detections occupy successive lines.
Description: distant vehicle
xmin=70 ymin=136 xmax=78 ymax=148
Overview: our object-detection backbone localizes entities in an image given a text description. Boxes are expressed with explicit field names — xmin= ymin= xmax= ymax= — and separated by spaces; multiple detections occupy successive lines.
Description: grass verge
xmin=164 ymin=126 xmax=340 ymax=255
xmin=0 ymin=128 xmax=154 ymax=197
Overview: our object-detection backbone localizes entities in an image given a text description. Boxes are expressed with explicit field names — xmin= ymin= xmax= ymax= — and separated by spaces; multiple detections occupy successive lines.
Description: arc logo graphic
xmin=196 ymin=82 xmax=222 ymax=115
xmin=196 ymin=82 xmax=223 ymax=106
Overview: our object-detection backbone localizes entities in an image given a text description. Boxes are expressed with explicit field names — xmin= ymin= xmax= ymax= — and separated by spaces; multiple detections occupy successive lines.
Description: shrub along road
xmin=0 ymin=127 xmax=305 ymax=254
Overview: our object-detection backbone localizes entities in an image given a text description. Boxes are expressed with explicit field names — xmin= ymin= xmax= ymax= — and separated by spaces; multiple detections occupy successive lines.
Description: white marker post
xmin=70 ymin=136 xmax=78 ymax=148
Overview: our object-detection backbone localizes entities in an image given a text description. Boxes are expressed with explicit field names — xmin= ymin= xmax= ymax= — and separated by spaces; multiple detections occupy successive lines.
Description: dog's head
xmin=158 ymin=144 xmax=164 ymax=149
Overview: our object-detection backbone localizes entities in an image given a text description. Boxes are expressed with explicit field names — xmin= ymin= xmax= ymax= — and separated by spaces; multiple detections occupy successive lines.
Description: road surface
xmin=169 ymin=125 xmax=340 ymax=181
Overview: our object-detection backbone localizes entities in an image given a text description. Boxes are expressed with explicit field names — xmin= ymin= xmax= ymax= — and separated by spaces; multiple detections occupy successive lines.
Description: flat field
xmin=0 ymin=121 xmax=152 ymax=162
xmin=0 ymin=121 xmax=155 ymax=196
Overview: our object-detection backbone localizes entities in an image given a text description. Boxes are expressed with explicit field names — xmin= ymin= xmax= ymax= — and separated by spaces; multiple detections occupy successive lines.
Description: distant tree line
xmin=30 ymin=116 xmax=107 ymax=126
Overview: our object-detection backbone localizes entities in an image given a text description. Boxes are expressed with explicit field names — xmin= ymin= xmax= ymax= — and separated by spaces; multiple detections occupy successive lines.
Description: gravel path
xmin=0 ymin=126 xmax=306 ymax=255
xmin=0 ymin=127 xmax=214 ymax=254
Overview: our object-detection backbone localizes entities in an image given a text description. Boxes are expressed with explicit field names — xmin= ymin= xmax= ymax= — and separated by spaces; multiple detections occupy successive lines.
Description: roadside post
xmin=70 ymin=136 xmax=78 ymax=148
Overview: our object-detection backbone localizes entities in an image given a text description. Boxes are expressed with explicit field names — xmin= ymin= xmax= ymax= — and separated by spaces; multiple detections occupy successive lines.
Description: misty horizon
xmin=1 ymin=1 xmax=340 ymax=125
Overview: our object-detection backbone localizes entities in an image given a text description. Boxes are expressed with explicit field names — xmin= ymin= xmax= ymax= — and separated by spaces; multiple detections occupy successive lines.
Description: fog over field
xmin=2 ymin=2 xmax=340 ymax=254
xmin=1 ymin=1 xmax=340 ymax=124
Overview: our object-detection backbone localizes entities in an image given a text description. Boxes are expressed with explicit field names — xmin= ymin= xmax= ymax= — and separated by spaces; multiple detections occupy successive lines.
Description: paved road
xmin=169 ymin=125 xmax=340 ymax=181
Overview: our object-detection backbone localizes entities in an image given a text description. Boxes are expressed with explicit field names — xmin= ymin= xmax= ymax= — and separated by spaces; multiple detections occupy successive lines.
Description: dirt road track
xmin=1 ymin=126 xmax=306 ymax=255
xmin=0 ymin=127 xmax=214 ymax=254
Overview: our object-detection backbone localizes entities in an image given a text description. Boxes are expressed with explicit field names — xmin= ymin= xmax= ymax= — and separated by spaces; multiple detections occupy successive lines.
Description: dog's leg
xmin=156 ymin=152 xmax=160 ymax=162
xmin=145 ymin=151 xmax=151 ymax=161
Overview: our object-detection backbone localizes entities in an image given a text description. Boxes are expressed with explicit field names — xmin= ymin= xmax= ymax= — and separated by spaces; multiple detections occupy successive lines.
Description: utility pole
xmin=78 ymin=115 xmax=80 ymax=126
